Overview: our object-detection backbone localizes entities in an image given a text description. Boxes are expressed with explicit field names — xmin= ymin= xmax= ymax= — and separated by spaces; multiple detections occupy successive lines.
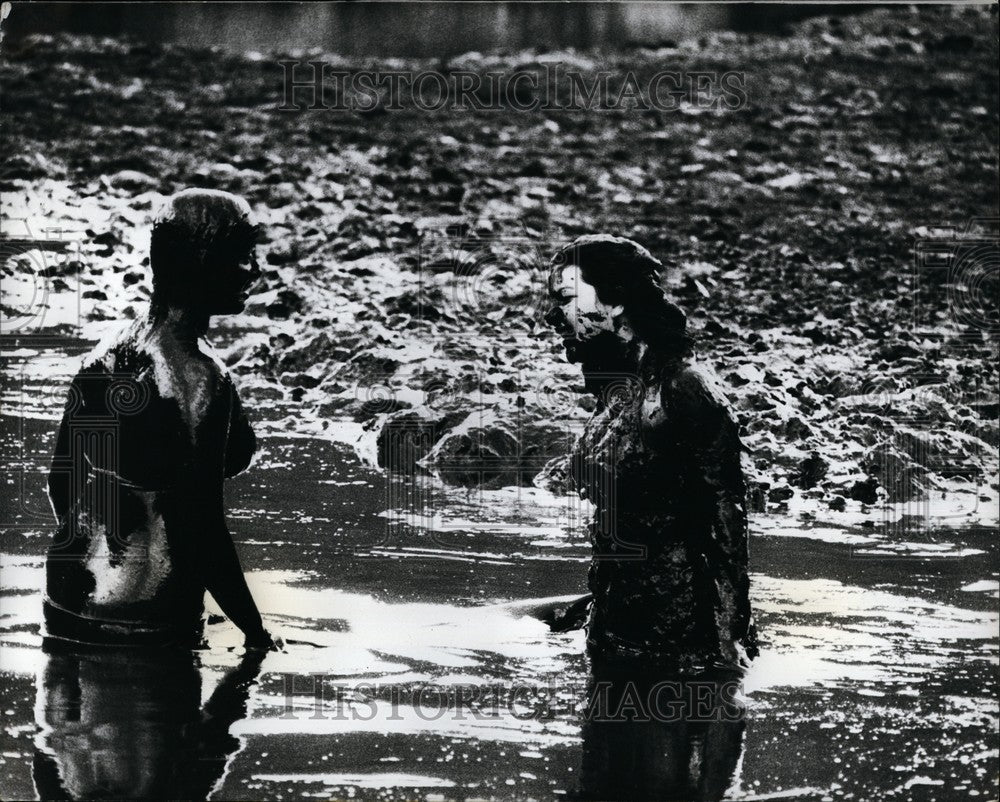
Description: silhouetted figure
xmin=579 ymin=663 xmax=746 ymax=801
xmin=44 ymin=189 xmax=275 ymax=650
xmin=33 ymin=639 xmax=265 ymax=800
xmin=545 ymin=235 xmax=757 ymax=671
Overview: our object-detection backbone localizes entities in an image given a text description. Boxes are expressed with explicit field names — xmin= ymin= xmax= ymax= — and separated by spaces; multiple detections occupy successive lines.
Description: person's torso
xmin=570 ymin=377 xmax=691 ymax=536
xmin=46 ymin=322 xmax=255 ymax=637
xmin=569 ymin=365 xmax=750 ymax=667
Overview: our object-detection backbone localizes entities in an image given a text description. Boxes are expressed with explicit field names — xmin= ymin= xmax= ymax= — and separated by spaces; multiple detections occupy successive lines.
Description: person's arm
xmin=47 ymin=402 xmax=73 ymax=527
xmin=663 ymin=366 xmax=749 ymax=560
xmin=224 ymin=386 xmax=256 ymax=477
xmin=176 ymin=365 xmax=274 ymax=649
xmin=669 ymin=367 xmax=753 ymax=642
xmin=196 ymin=485 xmax=271 ymax=646
xmin=47 ymin=376 xmax=87 ymax=527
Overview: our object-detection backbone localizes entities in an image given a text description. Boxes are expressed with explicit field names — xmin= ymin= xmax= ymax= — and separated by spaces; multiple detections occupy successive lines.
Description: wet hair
xmin=551 ymin=234 xmax=692 ymax=357
xmin=149 ymin=189 xmax=260 ymax=306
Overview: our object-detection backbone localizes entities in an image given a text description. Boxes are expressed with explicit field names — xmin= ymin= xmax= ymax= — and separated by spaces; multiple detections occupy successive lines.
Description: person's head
xmin=545 ymin=234 xmax=690 ymax=366
xmin=149 ymin=189 xmax=261 ymax=317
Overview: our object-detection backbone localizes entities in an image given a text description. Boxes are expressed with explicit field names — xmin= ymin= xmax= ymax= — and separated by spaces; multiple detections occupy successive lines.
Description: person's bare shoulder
xmin=143 ymin=332 xmax=229 ymax=435
xmin=76 ymin=320 xmax=140 ymax=374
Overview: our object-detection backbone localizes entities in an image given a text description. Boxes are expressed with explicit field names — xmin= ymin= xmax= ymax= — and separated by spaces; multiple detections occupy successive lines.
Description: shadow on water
xmin=32 ymin=640 xmax=265 ymax=800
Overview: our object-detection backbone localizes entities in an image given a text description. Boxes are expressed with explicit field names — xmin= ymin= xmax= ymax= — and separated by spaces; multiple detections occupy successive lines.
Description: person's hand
xmin=244 ymin=627 xmax=284 ymax=652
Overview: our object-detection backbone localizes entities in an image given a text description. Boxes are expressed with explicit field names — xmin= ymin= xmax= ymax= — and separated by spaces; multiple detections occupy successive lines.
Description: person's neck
xmin=579 ymin=332 xmax=641 ymax=403
xmin=636 ymin=341 xmax=685 ymax=384
xmin=148 ymin=301 xmax=211 ymax=346
xmin=581 ymin=339 xmax=686 ymax=406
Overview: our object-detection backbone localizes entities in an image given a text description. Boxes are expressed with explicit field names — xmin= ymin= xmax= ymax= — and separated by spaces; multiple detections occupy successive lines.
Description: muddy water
xmin=0 ymin=345 xmax=997 ymax=801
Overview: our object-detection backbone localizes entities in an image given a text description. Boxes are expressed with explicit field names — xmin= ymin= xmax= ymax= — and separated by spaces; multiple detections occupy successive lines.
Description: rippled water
xmin=1 ymin=344 xmax=997 ymax=800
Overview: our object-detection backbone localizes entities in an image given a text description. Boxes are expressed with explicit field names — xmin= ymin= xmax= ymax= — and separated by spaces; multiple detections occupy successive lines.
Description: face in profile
xmin=205 ymin=244 xmax=261 ymax=315
xmin=545 ymin=263 xmax=625 ymax=363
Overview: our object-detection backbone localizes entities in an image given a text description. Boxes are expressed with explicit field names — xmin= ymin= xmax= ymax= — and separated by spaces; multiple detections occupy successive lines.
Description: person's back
xmin=46 ymin=319 xmax=255 ymax=643
xmin=44 ymin=188 xmax=273 ymax=650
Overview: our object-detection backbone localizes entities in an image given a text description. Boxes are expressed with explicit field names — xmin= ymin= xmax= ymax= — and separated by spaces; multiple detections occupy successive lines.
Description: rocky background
xmin=2 ymin=5 xmax=998 ymax=526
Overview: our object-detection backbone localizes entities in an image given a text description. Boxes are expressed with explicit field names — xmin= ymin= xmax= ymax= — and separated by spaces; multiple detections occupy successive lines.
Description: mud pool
xmin=0 ymin=341 xmax=997 ymax=801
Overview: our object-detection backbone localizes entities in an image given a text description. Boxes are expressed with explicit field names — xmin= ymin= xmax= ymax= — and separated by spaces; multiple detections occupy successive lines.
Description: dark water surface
xmin=4 ymin=2 xmax=813 ymax=57
xmin=1 ymin=344 xmax=997 ymax=801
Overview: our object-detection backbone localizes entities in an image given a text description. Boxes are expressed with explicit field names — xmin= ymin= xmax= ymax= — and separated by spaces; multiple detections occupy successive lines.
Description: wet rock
xmin=965 ymin=415 xmax=999 ymax=449
xmin=726 ymin=364 xmax=765 ymax=387
xmin=2 ymin=152 xmax=52 ymax=180
xmin=266 ymin=288 xmax=304 ymax=320
xmin=802 ymin=325 xmax=834 ymax=345
xmin=336 ymin=350 xmax=401 ymax=382
xmin=796 ymin=452 xmax=829 ymax=489
xmin=742 ymin=391 xmax=777 ymax=412
xmin=385 ymin=289 xmax=445 ymax=321
xmin=877 ymin=340 xmax=922 ymax=361
xmin=355 ymin=397 xmax=412 ymax=422
xmin=265 ymin=240 xmax=299 ymax=266
xmin=421 ymin=403 xmax=577 ymax=489
xmin=533 ymin=454 xmax=573 ymax=495
xmin=338 ymin=235 xmax=381 ymax=261
xmin=281 ymin=372 xmax=323 ymax=390
xmin=747 ymin=480 xmax=769 ymax=513
xmin=60 ymin=259 xmax=86 ymax=276
xmin=87 ymin=230 xmax=118 ymax=247
xmin=87 ymin=306 xmax=114 ymax=321
xmin=926 ymin=32 xmax=975 ymax=53
xmin=375 ymin=408 xmax=469 ymax=474
xmin=275 ymin=331 xmax=363 ymax=373
xmin=784 ymin=416 xmax=812 ymax=440
xmin=107 ymin=169 xmax=159 ymax=192
xmin=893 ymin=427 xmax=971 ymax=472
xmin=195 ymin=162 xmax=240 ymax=185
xmin=862 ymin=441 xmax=930 ymax=503
xmin=849 ymin=476 xmax=880 ymax=504
xmin=768 ymin=483 xmax=795 ymax=502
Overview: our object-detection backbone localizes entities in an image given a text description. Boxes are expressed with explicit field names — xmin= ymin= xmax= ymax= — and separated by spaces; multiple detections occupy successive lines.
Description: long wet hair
xmin=551 ymin=234 xmax=692 ymax=359
xmin=149 ymin=189 xmax=260 ymax=309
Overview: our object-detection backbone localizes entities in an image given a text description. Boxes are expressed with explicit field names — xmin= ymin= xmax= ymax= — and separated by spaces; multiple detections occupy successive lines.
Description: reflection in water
xmin=579 ymin=661 xmax=745 ymax=801
xmin=32 ymin=639 xmax=264 ymax=800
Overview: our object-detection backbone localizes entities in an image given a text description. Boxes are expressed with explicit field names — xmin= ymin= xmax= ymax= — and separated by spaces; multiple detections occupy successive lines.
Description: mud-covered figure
xmin=44 ymin=189 xmax=276 ymax=650
xmin=33 ymin=639 xmax=266 ymax=800
xmin=544 ymin=235 xmax=757 ymax=670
